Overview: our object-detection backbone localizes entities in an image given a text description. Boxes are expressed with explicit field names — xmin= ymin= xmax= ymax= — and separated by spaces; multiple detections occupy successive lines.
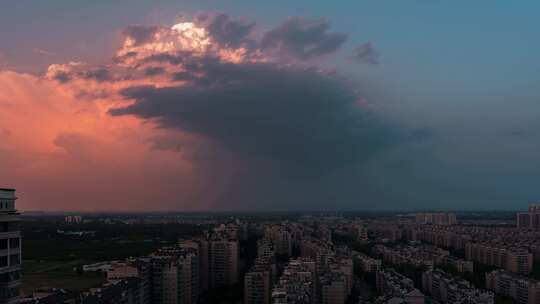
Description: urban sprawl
xmin=2 ymin=189 xmax=540 ymax=304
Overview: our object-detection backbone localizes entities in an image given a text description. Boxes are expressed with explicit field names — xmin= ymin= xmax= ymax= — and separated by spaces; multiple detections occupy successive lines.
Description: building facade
xmin=245 ymin=259 xmax=274 ymax=304
xmin=517 ymin=204 xmax=540 ymax=230
xmin=486 ymin=270 xmax=540 ymax=304
xmin=422 ymin=269 xmax=494 ymax=304
xmin=0 ymin=189 xmax=21 ymax=304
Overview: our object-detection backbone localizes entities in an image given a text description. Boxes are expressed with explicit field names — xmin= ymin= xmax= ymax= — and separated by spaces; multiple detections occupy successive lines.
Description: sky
xmin=1 ymin=1 xmax=540 ymax=211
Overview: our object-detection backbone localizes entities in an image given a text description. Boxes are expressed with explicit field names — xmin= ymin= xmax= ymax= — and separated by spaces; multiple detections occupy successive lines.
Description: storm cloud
xmin=351 ymin=42 xmax=379 ymax=65
xmin=122 ymin=25 xmax=159 ymax=46
xmin=198 ymin=13 xmax=255 ymax=48
xmin=262 ymin=17 xmax=348 ymax=59
xmin=111 ymin=57 xmax=395 ymax=173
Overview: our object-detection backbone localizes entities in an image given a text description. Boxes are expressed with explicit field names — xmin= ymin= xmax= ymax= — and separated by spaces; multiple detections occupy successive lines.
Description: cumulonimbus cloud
xmin=261 ymin=17 xmax=348 ymax=59
xmin=2 ymin=13 xmax=403 ymax=210
xmin=351 ymin=42 xmax=380 ymax=65
xmin=111 ymin=58 xmax=396 ymax=172
xmin=197 ymin=13 xmax=256 ymax=49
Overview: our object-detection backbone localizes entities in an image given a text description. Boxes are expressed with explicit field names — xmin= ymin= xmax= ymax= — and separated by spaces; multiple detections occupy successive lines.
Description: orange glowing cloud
xmin=0 ymin=70 xmax=204 ymax=211
xmin=0 ymin=16 xmax=267 ymax=211
xmin=0 ymin=13 xmax=384 ymax=212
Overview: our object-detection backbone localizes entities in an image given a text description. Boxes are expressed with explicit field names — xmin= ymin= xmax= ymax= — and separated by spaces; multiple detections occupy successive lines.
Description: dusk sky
xmin=1 ymin=1 xmax=539 ymax=211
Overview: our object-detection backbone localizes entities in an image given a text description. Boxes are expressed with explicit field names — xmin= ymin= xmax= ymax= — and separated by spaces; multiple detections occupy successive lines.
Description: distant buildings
xmin=265 ymin=225 xmax=292 ymax=257
xmin=193 ymin=224 xmax=239 ymax=290
xmin=72 ymin=224 xmax=239 ymax=304
xmin=245 ymin=236 xmax=276 ymax=304
xmin=517 ymin=204 xmax=540 ymax=230
xmin=206 ymin=237 xmax=239 ymax=288
xmin=272 ymin=258 xmax=315 ymax=304
xmin=22 ymin=211 xmax=540 ymax=304
xmin=486 ymin=269 xmax=540 ymax=304
xmin=319 ymin=272 xmax=347 ymax=304
xmin=373 ymin=243 xmax=473 ymax=274
xmin=376 ymin=269 xmax=425 ymax=304
xmin=415 ymin=212 xmax=457 ymax=226
xmin=422 ymin=269 xmax=494 ymax=304
xmin=81 ymin=278 xmax=145 ymax=304
xmin=465 ymin=242 xmax=532 ymax=274
xmin=354 ymin=252 xmax=381 ymax=273
xmin=0 ymin=188 xmax=21 ymax=304
xmin=245 ymin=258 xmax=275 ymax=304
xmin=271 ymin=241 xmax=353 ymax=304
xmin=64 ymin=215 xmax=83 ymax=224
xmin=151 ymin=246 xmax=199 ymax=304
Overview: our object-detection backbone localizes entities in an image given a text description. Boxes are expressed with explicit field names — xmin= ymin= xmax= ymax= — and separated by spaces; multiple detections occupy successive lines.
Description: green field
xmin=21 ymin=260 xmax=106 ymax=296
xmin=20 ymin=220 xmax=207 ymax=296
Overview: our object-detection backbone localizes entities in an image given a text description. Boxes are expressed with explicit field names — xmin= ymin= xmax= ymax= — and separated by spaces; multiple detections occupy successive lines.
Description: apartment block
xmin=245 ymin=258 xmax=275 ymax=304
xmin=465 ymin=242 xmax=532 ymax=274
xmin=422 ymin=269 xmax=494 ymax=304
xmin=376 ymin=269 xmax=425 ymax=304
xmin=486 ymin=269 xmax=540 ymax=304
xmin=0 ymin=188 xmax=21 ymax=304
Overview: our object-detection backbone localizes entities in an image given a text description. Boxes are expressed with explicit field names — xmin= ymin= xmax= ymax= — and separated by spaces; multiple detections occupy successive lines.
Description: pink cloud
xmin=0 ymin=13 xmax=387 ymax=211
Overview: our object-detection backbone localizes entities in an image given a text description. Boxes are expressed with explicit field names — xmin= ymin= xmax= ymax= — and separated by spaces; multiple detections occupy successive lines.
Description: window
xmin=0 ymin=239 xmax=6 ymax=250
xmin=9 ymin=254 xmax=19 ymax=266
xmin=0 ymin=271 xmax=20 ymax=283
xmin=0 ymin=287 xmax=19 ymax=299
xmin=6 ymin=223 xmax=19 ymax=232
xmin=0 ymin=256 xmax=7 ymax=267
xmin=9 ymin=238 xmax=19 ymax=249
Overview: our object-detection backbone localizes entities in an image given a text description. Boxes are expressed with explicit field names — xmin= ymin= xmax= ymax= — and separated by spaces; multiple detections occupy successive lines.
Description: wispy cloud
xmin=351 ymin=42 xmax=379 ymax=65
xmin=33 ymin=48 xmax=56 ymax=56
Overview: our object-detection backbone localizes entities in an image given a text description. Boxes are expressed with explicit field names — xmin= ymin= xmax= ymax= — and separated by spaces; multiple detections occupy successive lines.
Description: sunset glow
xmin=2 ymin=2 xmax=540 ymax=212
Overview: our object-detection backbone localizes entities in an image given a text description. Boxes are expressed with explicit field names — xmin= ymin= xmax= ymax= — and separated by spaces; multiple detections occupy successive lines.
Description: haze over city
xmin=2 ymin=1 xmax=540 ymax=212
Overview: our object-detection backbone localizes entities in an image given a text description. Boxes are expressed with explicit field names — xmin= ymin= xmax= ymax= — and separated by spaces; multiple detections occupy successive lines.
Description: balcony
xmin=0 ymin=265 xmax=20 ymax=275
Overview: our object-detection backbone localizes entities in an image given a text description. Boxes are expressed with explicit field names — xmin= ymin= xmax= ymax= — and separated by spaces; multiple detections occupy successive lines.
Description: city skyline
xmin=2 ymin=1 xmax=540 ymax=211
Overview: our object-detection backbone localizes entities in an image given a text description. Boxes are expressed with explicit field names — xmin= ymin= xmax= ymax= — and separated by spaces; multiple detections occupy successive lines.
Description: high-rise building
xmin=244 ymin=258 xmax=274 ymax=304
xmin=196 ymin=238 xmax=210 ymax=291
xmin=486 ymin=269 xmax=540 ymax=304
xmin=265 ymin=226 xmax=292 ymax=257
xmin=354 ymin=253 xmax=381 ymax=273
xmin=376 ymin=269 xmax=425 ymax=304
xmin=272 ymin=258 xmax=316 ymax=304
xmin=209 ymin=238 xmax=238 ymax=288
xmin=151 ymin=246 xmax=199 ymax=304
xmin=64 ymin=215 xmax=83 ymax=223
xmin=257 ymin=237 xmax=275 ymax=261
xmin=195 ymin=227 xmax=239 ymax=291
xmin=106 ymin=259 xmax=152 ymax=304
xmin=465 ymin=242 xmax=532 ymax=275
xmin=422 ymin=269 xmax=494 ymax=304
xmin=517 ymin=204 xmax=540 ymax=230
xmin=319 ymin=272 xmax=346 ymax=304
xmin=0 ymin=188 xmax=21 ymax=304
xmin=415 ymin=212 xmax=457 ymax=225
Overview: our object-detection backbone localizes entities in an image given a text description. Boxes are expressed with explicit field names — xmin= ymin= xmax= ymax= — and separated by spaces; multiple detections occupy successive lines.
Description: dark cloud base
xmin=111 ymin=57 xmax=396 ymax=174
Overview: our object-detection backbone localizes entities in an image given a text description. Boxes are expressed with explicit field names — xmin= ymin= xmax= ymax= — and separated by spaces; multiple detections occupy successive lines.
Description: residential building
xmin=422 ymin=269 xmax=494 ymax=304
xmin=517 ymin=204 xmax=540 ymax=230
xmin=272 ymin=258 xmax=315 ymax=304
xmin=465 ymin=242 xmax=532 ymax=274
xmin=245 ymin=258 xmax=274 ymax=304
xmin=354 ymin=252 xmax=381 ymax=273
xmin=415 ymin=213 xmax=457 ymax=226
xmin=376 ymin=269 xmax=424 ymax=304
xmin=151 ymin=246 xmax=199 ymax=304
xmin=485 ymin=269 xmax=540 ymax=304
xmin=0 ymin=188 xmax=21 ymax=304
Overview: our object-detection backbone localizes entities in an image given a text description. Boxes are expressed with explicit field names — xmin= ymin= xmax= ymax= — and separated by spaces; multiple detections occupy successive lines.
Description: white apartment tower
xmin=0 ymin=188 xmax=21 ymax=304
